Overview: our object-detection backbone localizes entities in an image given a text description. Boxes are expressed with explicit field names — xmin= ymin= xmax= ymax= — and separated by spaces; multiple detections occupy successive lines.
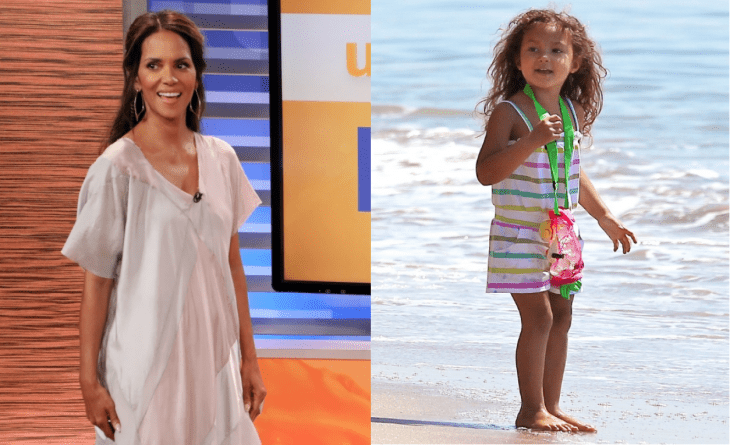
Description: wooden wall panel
xmin=0 ymin=0 xmax=123 ymax=441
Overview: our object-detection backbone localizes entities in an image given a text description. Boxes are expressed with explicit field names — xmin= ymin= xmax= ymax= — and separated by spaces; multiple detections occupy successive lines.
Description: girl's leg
xmin=544 ymin=292 xmax=597 ymax=432
xmin=511 ymin=292 xmax=577 ymax=432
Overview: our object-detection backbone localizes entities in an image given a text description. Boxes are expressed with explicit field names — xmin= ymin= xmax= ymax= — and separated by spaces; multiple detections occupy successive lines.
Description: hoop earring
xmin=189 ymin=89 xmax=201 ymax=117
xmin=133 ymin=90 xmax=145 ymax=122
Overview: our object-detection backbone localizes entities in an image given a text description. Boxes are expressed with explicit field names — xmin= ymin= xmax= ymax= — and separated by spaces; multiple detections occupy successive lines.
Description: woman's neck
xmin=134 ymin=114 xmax=193 ymax=154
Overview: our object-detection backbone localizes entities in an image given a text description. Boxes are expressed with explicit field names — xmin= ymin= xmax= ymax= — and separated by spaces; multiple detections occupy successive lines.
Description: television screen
xmin=269 ymin=0 xmax=371 ymax=294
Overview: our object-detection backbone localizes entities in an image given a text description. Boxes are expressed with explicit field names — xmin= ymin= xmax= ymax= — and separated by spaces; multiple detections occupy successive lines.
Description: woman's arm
xmin=79 ymin=270 xmax=121 ymax=439
xmin=229 ymin=234 xmax=267 ymax=421
xmin=578 ymin=168 xmax=637 ymax=253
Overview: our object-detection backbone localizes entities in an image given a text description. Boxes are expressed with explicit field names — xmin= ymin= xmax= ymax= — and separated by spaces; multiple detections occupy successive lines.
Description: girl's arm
xmin=572 ymin=102 xmax=637 ymax=254
xmin=229 ymin=234 xmax=267 ymax=421
xmin=578 ymin=168 xmax=637 ymax=254
xmin=79 ymin=270 xmax=121 ymax=439
xmin=476 ymin=101 xmax=565 ymax=185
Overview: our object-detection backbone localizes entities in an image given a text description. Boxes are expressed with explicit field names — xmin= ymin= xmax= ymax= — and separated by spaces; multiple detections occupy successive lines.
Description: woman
xmin=62 ymin=11 xmax=265 ymax=444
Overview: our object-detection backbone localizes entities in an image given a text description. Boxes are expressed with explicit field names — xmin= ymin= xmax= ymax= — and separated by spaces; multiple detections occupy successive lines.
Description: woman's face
xmin=134 ymin=29 xmax=197 ymax=124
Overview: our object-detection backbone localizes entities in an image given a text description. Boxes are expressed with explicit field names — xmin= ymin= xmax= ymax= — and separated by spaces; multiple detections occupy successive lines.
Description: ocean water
xmin=371 ymin=0 xmax=729 ymax=443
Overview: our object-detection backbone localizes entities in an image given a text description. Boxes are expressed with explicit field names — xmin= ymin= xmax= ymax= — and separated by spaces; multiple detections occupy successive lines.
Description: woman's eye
xmin=147 ymin=63 xmax=157 ymax=69
xmin=178 ymin=63 xmax=190 ymax=69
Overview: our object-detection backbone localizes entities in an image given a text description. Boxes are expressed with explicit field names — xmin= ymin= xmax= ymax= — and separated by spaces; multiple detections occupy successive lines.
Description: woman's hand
xmin=241 ymin=358 xmax=267 ymax=421
xmin=598 ymin=214 xmax=637 ymax=254
xmin=80 ymin=380 xmax=121 ymax=440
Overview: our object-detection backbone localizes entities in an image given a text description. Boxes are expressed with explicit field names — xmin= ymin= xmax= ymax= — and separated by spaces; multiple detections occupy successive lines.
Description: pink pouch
xmin=540 ymin=208 xmax=583 ymax=298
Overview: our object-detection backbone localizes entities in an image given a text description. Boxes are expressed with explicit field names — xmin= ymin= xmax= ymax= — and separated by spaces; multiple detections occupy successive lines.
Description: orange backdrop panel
xmin=282 ymin=101 xmax=371 ymax=283
xmin=256 ymin=358 xmax=370 ymax=445
xmin=280 ymin=0 xmax=370 ymax=15
xmin=0 ymin=0 xmax=122 ymax=441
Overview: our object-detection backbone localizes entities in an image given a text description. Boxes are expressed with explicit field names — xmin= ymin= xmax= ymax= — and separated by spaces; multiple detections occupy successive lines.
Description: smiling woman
xmin=106 ymin=10 xmax=207 ymax=149
xmin=134 ymin=30 xmax=198 ymax=127
xmin=61 ymin=10 xmax=265 ymax=445
xmin=127 ymin=29 xmax=201 ymax=196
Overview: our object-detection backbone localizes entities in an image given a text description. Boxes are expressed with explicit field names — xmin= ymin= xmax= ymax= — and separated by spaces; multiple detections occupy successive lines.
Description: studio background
xmin=0 ymin=1 xmax=369 ymax=443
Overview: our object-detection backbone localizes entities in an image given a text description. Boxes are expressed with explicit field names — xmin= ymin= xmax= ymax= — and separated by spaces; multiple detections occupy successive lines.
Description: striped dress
xmin=486 ymin=99 xmax=582 ymax=294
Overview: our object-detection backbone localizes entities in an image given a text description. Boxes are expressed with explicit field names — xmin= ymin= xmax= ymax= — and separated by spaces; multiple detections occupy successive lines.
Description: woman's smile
xmin=156 ymin=91 xmax=183 ymax=104
xmin=157 ymin=91 xmax=182 ymax=99
xmin=134 ymin=29 xmax=197 ymax=124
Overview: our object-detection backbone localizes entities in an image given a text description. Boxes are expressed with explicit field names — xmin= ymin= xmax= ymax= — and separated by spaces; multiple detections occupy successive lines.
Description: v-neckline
xmin=123 ymin=133 xmax=202 ymax=199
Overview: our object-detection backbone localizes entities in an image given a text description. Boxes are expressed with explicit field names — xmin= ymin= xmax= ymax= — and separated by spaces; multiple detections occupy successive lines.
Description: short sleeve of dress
xmin=229 ymin=150 xmax=262 ymax=236
xmin=61 ymin=158 xmax=128 ymax=279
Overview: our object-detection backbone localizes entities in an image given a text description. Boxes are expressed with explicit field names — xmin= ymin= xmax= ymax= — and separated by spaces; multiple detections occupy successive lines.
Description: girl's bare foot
xmin=550 ymin=408 xmax=597 ymax=432
xmin=515 ymin=407 xmax=579 ymax=432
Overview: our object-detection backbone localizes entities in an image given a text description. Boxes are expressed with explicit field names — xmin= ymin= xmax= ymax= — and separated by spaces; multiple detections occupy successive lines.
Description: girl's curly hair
xmin=478 ymin=8 xmax=607 ymax=135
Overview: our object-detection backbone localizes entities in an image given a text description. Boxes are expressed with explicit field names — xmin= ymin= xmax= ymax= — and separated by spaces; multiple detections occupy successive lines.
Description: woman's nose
xmin=161 ymin=66 xmax=178 ymax=83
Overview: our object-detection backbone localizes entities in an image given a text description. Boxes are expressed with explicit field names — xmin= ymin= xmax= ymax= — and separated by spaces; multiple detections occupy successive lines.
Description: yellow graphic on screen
xmin=347 ymin=43 xmax=371 ymax=77
xmin=281 ymin=0 xmax=371 ymax=284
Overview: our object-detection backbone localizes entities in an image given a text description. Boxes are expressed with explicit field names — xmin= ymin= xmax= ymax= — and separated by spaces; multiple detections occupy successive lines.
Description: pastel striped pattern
xmin=486 ymin=100 xmax=581 ymax=294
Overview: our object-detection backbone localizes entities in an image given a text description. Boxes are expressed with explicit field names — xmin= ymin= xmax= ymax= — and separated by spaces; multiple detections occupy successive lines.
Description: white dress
xmin=62 ymin=134 xmax=262 ymax=444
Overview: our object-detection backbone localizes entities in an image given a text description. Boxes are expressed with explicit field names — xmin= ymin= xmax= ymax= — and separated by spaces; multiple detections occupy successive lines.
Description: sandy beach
xmin=372 ymin=380 xmax=729 ymax=444
xmin=372 ymin=381 xmax=586 ymax=444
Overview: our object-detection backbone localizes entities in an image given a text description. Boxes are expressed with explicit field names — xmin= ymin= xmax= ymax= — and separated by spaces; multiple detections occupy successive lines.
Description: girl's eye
xmin=553 ymin=48 xmax=563 ymax=53
xmin=147 ymin=63 xmax=157 ymax=69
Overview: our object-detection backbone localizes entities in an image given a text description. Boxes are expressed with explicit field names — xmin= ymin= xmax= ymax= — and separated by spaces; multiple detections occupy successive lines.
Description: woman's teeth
xmin=158 ymin=92 xmax=181 ymax=98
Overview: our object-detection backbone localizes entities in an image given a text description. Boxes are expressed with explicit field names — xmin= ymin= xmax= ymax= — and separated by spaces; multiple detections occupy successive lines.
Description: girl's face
xmin=134 ymin=30 xmax=197 ymax=124
xmin=516 ymin=23 xmax=579 ymax=92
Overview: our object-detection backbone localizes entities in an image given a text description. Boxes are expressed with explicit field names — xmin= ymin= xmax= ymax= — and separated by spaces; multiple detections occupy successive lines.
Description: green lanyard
xmin=523 ymin=84 xmax=574 ymax=214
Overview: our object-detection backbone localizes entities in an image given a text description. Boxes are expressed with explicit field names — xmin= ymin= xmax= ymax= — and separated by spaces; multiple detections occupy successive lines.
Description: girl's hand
xmin=80 ymin=380 xmax=121 ymax=440
xmin=598 ymin=214 xmax=637 ymax=254
xmin=241 ymin=358 xmax=267 ymax=421
xmin=529 ymin=114 xmax=564 ymax=148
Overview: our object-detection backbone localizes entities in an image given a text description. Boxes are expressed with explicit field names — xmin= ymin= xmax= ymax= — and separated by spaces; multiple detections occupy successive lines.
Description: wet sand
xmin=372 ymin=380 xmax=729 ymax=444
xmin=372 ymin=381 xmax=576 ymax=444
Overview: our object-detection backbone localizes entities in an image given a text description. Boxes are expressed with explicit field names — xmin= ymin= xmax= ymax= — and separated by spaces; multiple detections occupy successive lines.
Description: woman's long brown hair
xmin=103 ymin=10 xmax=206 ymax=152
xmin=478 ymin=8 xmax=607 ymax=135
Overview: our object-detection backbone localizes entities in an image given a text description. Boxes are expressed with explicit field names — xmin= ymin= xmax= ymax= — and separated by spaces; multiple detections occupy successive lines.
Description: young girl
xmin=476 ymin=9 xmax=636 ymax=432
